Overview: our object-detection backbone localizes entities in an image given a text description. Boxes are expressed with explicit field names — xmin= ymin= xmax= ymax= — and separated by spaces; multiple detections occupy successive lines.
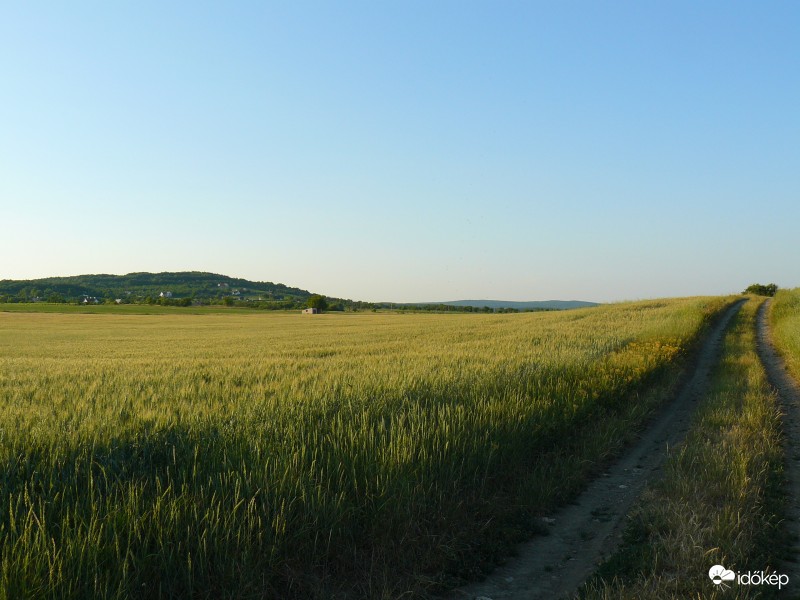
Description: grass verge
xmin=771 ymin=288 xmax=800 ymax=380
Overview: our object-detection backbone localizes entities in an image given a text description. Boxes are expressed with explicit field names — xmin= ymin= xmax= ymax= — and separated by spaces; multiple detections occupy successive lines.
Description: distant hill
xmin=414 ymin=299 xmax=600 ymax=311
xmin=0 ymin=272 xmax=600 ymax=313
xmin=0 ymin=272 xmax=314 ymax=304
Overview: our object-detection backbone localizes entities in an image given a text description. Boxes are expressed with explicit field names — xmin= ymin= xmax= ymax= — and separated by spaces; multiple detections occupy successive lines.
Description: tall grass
xmin=0 ymin=298 xmax=731 ymax=598
xmin=771 ymin=288 xmax=800 ymax=380
xmin=580 ymin=297 xmax=784 ymax=599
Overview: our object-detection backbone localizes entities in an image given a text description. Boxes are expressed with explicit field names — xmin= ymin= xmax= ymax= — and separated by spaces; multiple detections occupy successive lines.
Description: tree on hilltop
xmin=743 ymin=283 xmax=778 ymax=297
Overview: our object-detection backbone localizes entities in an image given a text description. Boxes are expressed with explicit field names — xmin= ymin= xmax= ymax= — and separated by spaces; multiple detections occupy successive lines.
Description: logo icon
xmin=709 ymin=565 xmax=736 ymax=589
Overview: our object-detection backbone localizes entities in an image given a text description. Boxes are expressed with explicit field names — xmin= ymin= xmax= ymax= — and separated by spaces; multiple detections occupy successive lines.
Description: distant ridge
xmin=414 ymin=299 xmax=599 ymax=311
xmin=0 ymin=271 xmax=314 ymax=303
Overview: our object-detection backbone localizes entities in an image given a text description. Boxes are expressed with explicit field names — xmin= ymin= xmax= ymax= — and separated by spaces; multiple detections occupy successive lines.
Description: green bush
xmin=743 ymin=283 xmax=778 ymax=296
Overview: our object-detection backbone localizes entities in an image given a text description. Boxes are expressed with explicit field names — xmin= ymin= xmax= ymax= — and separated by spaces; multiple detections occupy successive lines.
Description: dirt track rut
xmin=447 ymin=301 xmax=743 ymax=600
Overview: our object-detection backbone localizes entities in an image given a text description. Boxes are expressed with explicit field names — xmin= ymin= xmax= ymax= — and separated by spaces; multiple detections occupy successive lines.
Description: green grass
xmin=771 ymin=288 xmax=800 ymax=381
xmin=0 ymin=297 xmax=733 ymax=598
xmin=580 ymin=297 xmax=785 ymax=599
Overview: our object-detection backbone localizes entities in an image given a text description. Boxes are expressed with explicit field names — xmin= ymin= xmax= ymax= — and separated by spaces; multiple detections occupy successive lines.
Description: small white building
xmin=302 ymin=308 xmax=319 ymax=314
xmin=160 ymin=291 xmax=173 ymax=298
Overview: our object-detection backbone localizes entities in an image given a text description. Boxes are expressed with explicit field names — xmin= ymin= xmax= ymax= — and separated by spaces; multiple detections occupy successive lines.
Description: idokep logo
xmin=709 ymin=565 xmax=735 ymax=589
xmin=709 ymin=564 xmax=789 ymax=591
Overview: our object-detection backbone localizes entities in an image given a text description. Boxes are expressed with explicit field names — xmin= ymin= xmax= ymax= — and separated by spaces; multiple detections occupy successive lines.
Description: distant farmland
xmin=0 ymin=298 xmax=733 ymax=598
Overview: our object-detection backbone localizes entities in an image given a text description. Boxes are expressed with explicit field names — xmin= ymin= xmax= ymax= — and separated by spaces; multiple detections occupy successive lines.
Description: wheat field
xmin=0 ymin=297 xmax=732 ymax=599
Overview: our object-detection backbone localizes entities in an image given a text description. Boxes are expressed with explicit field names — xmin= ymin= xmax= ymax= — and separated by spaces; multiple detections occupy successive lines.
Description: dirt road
xmin=447 ymin=301 xmax=743 ymax=600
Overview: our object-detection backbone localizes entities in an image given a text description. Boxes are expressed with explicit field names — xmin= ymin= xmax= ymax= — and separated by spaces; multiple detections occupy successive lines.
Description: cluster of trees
xmin=743 ymin=283 xmax=779 ymax=297
xmin=220 ymin=297 xmax=302 ymax=310
xmin=142 ymin=296 xmax=193 ymax=307
xmin=0 ymin=290 xmax=345 ymax=312
xmin=2 ymin=292 xmax=68 ymax=303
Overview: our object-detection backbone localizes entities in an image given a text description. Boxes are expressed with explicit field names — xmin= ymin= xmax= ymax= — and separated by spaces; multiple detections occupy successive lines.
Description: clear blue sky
xmin=2 ymin=2 xmax=798 ymax=302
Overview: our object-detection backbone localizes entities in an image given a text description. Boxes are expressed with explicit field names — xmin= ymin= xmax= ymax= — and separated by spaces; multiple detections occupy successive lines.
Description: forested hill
xmin=0 ymin=272 xmax=313 ymax=304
